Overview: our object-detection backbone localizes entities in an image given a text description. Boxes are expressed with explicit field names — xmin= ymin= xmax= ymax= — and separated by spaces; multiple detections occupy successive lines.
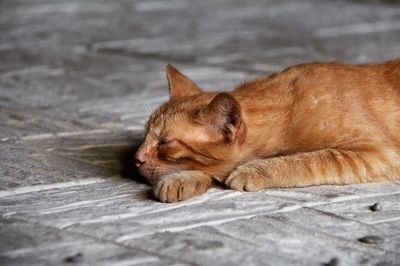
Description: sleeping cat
xmin=134 ymin=60 xmax=400 ymax=203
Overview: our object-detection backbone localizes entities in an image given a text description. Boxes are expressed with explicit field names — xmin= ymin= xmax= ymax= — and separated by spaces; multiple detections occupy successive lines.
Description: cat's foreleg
xmin=153 ymin=170 xmax=213 ymax=202
xmin=225 ymin=148 xmax=397 ymax=191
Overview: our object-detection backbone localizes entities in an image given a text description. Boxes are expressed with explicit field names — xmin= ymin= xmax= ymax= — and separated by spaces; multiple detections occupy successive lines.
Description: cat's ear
xmin=197 ymin=92 xmax=246 ymax=142
xmin=166 ymin=64 xmax=202 ymax=100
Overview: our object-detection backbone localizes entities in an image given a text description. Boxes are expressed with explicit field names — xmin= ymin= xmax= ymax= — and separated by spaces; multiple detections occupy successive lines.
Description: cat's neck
xmin=231 ymin=77 xmax=293 ymax=157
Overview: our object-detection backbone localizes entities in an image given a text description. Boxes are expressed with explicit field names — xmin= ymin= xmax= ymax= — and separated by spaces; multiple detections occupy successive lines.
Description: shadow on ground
xmin=117 ymin=139 xmax=158 ymax=200
xmin=118 ymin=140 xmax=146 ymax=182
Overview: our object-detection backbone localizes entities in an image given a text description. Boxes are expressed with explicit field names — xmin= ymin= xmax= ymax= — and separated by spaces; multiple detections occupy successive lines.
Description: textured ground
xmin=1 ymin=0 xmax=400 ymax=265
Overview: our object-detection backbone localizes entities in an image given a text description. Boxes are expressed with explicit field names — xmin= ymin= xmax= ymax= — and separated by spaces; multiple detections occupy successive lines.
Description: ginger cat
xmin=134 ymin=60 xmax=400 ymax=203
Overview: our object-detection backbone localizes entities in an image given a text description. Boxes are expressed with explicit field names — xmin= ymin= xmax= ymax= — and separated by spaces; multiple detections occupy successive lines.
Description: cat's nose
xmin=134 ymin=158 xmax=145 ymax=168
xmin=134 ymin=151 xmax=147 ymax=168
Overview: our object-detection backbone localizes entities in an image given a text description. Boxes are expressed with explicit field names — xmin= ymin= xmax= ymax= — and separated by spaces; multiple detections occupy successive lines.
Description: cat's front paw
xmin=225 ymin=161 xmax=271 ymax=192
xmin=153 ymin=171 xmax=211 ymax=203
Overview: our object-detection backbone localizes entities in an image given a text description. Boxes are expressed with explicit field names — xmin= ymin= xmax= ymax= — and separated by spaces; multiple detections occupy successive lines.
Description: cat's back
xmin=277 ymin=60 xmax=400 ymax=149
xmin=234 ymin=60 xmax=400 ymax=120
xmin=371 ymin=59 xmax=400 ymax=90
xmin=284 ymin=59 xmax=400 ymax=91
xmin=275 ymin=60 xmax=400 ymax=110
xmin=234 ymin=60 xmax=400 ymax=98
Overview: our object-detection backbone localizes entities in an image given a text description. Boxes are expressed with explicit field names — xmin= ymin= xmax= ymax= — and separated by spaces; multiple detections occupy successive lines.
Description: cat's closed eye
xmin=158 ymin=139 xmax=192 ymax=162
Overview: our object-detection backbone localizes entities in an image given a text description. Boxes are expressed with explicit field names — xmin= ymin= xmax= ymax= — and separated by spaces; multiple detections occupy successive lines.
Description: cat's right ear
xmin=196 ymin=93 xmax=246 ymax=143
xmin=166 ymin=64 xmax=202 ymax=100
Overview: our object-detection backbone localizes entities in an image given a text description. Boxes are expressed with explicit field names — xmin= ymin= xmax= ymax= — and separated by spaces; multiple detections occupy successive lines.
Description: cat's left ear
xmin=166 ymin=64 xmax=202 ymax=100
xmin=197 ymin=93 xmax=246 ymax=142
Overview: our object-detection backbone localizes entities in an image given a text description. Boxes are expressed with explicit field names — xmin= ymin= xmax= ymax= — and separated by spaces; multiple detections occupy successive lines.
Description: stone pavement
xmin=1 ymin=0 xmax=400 ymax=265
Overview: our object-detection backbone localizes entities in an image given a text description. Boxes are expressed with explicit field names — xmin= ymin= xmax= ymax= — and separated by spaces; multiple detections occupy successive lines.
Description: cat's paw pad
xmin=225 ymin=163 xmax=270 ymax=192
xmin=153 ymin=173 xmax=207 ymax=203
xmin=225 ymin=174 xmax=265 ymax=192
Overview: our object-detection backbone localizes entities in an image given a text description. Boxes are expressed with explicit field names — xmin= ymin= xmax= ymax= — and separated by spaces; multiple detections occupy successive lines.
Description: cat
xmin=134 ymin=60 xmax=400 ymax=203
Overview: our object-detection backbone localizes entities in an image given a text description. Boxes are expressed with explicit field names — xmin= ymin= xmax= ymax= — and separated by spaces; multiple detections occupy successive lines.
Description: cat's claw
xmin=153 ymin=172 xmax=209 ymax=203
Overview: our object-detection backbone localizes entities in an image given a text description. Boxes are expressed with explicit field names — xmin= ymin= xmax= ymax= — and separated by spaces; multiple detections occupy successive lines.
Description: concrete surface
xmin=1 ymin=0 xmax=400 ymax=265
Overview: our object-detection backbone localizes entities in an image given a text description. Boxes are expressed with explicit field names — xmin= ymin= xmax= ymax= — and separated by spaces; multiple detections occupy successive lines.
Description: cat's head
xmin=134 ymin=65 xmax=247 ymax=184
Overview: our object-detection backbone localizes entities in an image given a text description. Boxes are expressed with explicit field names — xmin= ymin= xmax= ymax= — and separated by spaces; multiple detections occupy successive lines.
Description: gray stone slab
xmin=259 ymin=207 xmax=400 ymax=253
xmin=125 ymin=226 xmax=313 ymax=266
xmin=1 ymin=178 xmax=399 ymax=246
xmin=123 ymin=218 xmax=400 ymax=266
xmin=0 ymin=218 xmax=179 ymax=266
xmin=211 ymin=217 xmax=400 ymax=265
xmin=0 ymin=131 xmax=143 ymax=189
xmin=312 ymin=193 xmax=400 ymax=225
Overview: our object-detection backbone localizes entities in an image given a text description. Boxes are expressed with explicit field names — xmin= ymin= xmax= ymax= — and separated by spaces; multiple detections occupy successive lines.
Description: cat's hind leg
xmin=225 ymin=147 xmax=399 ymax=191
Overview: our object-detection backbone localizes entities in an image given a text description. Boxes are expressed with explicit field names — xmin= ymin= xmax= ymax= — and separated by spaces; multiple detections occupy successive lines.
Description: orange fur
xmin=135 ymin=61 xmax=400 ymax=202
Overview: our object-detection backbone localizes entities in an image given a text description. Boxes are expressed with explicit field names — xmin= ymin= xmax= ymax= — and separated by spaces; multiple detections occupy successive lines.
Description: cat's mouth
xmin=137 ymin=168 xmax=158 ymax=185
xmin=136 ymin=163 xmax=177 ymax=185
